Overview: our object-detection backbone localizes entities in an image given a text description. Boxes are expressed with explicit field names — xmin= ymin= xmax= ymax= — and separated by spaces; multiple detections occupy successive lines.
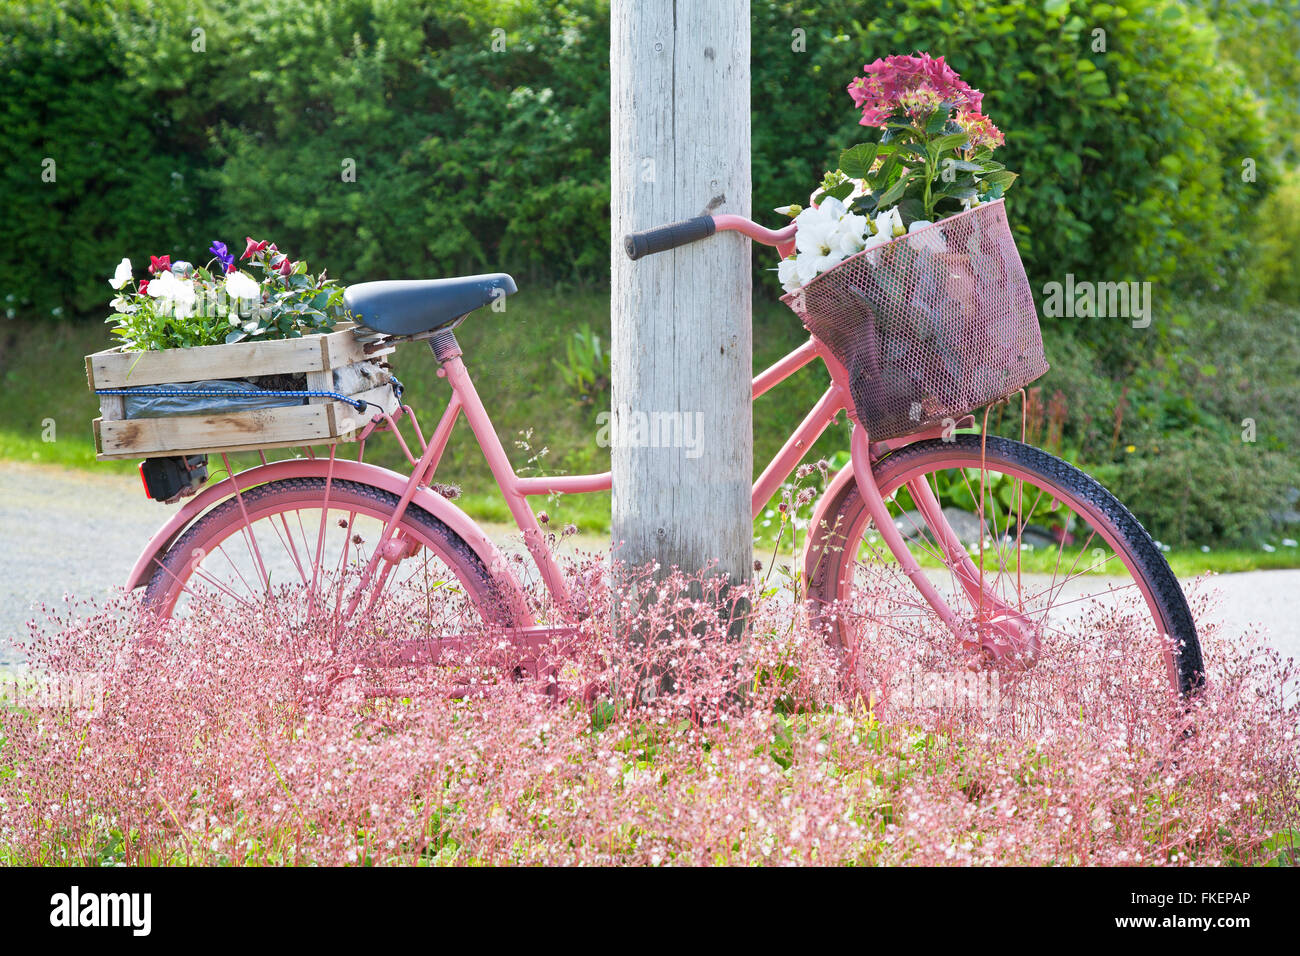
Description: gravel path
xmin=2 ymin=460 xmax=1296 ymax=668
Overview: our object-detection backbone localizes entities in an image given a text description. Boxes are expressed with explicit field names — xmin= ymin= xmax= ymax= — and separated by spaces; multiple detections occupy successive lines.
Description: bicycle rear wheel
xmin=143 ymin=477 xmax=518 ymax=653
xmin=806 ymin=435 xmax=1204 ymax=718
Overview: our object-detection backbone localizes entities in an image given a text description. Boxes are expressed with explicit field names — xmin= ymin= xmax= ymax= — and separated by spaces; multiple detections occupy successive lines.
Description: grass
xmin=1 ymin=294 xmax=1296 ymax=574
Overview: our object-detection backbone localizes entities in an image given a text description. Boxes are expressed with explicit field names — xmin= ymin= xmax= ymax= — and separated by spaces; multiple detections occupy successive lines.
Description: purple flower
xmin=209 ymin=240 xmax=235 ymax=271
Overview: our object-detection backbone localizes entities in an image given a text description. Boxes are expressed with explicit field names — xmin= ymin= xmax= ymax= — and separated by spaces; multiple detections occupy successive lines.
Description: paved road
xmin=2 ymin=461 xmax=1296 ymax=668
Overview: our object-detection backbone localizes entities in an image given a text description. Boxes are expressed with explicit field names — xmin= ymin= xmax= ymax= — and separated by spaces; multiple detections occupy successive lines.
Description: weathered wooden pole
xmin=610 ymin=0 xmax=753 ymax=592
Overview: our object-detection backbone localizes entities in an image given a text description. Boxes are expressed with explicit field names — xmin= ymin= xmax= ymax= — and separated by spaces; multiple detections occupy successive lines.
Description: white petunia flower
xmin=777 ymin=257 xmax=802 ymax=294
xmin=796 ymin=251 xmax=843 ymax=286
xmin=831 ymin=212 xmax=869 ymax=255
xmin=794 ymin=201 xmax=843 ymax=257
xmin=109 ymin=295 xmax=137 ymax=314
xmin=784 ymin=192 xmax=880 ymax=289
xmin=818 ymin=196 xmax=849 ymax=218
xmin=874 ymin=206 xmax=905 ymax=242
xmin=863 ymin=222 xmax=890 ymax=251
xmin=108 ymin=257 xmax=132 ymax=290
xmin=147 ymin=269 xmax=197 ymax=318
xmin=224 ymin=270 xmax=261 ymax=302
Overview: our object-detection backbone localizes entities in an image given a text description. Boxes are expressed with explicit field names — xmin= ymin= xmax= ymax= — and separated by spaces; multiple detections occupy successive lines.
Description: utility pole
xmin=610 ymin=0 xmax=753 ymax=594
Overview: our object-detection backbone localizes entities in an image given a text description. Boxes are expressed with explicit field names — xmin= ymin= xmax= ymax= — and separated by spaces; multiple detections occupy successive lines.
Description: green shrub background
xmin=1 ymin=0 xmax=1297 ymax=549
xmin=4 ymin=0 xmax=1292 ymax=310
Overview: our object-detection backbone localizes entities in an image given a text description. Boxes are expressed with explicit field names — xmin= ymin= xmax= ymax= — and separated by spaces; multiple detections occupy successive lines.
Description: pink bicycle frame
xmin=357 ymin=266 xmax=995 ymax=641
xmin=377 ymin=331 xmax=856 ymax=622
xmin=133 ymin=212 xmax=1022 ymax=651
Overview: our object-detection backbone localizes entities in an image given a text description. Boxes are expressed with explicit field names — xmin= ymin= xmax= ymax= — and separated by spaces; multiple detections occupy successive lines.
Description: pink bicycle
xmin=128 ymin=205 xmax=1205 ymax=703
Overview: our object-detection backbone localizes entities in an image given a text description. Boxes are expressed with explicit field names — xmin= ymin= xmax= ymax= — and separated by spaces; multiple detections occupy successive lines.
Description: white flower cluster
xmin=776 ymin=197 xmax=907 ymax=294
xmin=146 ymin=269 xmax=198 ymax=318
xmin=776 ymin=189 xmax=988 ymax=295
xmin=106 ymin=257 xmax=263 ymax=318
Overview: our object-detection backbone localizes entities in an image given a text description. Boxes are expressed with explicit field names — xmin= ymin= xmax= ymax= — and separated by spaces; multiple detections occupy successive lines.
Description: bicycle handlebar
xmin=623 ymin=216 xmax=717 ymax=260
xmin=623 ymin=214 xmax=797 ymax=260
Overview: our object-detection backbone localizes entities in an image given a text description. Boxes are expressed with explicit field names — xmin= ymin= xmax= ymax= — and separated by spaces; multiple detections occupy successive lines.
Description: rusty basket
xmin=781 ymin=199 xmax=1048 ymax=440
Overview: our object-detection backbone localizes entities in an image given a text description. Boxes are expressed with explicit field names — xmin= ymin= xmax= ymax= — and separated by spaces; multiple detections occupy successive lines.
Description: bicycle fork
xmin=848 ymin=427 xmax=1040 ymax=665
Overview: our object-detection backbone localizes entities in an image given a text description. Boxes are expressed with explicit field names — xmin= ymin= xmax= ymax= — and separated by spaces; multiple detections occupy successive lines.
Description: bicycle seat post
xmin=429 ymin=328 xmax=462 ymax=364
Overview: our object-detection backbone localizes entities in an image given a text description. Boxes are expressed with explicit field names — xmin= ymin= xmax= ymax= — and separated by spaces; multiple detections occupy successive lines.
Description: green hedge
xmin=0 ymin=0 xmax=1287 ymax=317
xmin=0 ymin=1 xmax=208 ymax=316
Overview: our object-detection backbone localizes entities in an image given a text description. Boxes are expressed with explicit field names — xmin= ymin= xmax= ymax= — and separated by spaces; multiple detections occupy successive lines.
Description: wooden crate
xmin=86 ymin=326 xmax=399 ymax=461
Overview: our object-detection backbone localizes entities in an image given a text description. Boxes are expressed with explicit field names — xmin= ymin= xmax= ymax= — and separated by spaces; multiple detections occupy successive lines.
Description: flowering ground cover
xmin=1 ymin=557 xmax=1294 ymax=866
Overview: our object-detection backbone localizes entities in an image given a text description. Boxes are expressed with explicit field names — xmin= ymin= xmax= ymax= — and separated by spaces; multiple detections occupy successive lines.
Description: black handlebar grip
xmin=623 ymin=216 xmax=717 ymax=260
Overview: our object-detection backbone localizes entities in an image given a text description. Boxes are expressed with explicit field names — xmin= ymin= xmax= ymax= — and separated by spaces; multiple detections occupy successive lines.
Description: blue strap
xmin=97 ymin=386 xmax=373 ymax=412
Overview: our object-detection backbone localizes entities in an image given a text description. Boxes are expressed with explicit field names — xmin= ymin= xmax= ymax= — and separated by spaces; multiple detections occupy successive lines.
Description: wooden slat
xmin=92 ymin=382 xmax=401 ymax=460
xmin=98 ymin=393 xmax=125 ymax=421
xmin=90 ymin=337 xmax=325 ymax=389
xmin=96 ymin=435 xmax=346 ymax=461
xmin=86 ymin=325 xmax=382 ymax=390
xmin=305 ymin=370 xmax=334 ymax=406
xmin=326 ymin=329 xmax=393 ymax=367
xmin=326 ymin=383 xmax=402 ymax=440
xmin=97 ymin=403 xmax=335 ymax=458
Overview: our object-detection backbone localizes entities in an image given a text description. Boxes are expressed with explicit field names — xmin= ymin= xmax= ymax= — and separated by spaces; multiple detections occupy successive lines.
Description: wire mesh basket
xmin=781 ymin=199 xmax=1047 ymax=440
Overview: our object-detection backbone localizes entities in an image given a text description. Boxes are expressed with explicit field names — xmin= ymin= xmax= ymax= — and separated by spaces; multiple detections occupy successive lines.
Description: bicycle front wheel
xmin=806 ymin=435 xmax=1204 ymax=714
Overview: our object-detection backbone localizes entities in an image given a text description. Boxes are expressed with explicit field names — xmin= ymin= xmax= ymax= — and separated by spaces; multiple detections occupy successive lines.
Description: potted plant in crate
xmin=88 ymin=237 xmax=398 ymax=469
xmin=106 ymin=237 xmax=347 ymax=350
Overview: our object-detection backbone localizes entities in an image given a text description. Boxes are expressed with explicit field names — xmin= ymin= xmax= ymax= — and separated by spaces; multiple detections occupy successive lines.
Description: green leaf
xmin=870 ymin=153 xmax=901 ymax=189
xmin=875 ymin=169 xmax=912 ymax=208
xmin=939 ymin=185 xmax=979 ymax=201
xmin=823 ymin=181 xmax=856 ymax=202
xmin=897 ymin=198 xmax=926 ymax=227
xmin=838 ymin=143 xmax=878 ymax=179
xmin=931 ymin=132 xmax=971 ymax=154
xmin=983 ymin=169 xmax=1019 ymax=190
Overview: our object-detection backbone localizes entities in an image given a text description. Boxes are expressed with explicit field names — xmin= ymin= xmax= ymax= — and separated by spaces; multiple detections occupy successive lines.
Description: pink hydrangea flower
xmin=956 ymin=108 xmax=1005 ymax=149
xmin=847 ymin=53 xmax=984 ymax=129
